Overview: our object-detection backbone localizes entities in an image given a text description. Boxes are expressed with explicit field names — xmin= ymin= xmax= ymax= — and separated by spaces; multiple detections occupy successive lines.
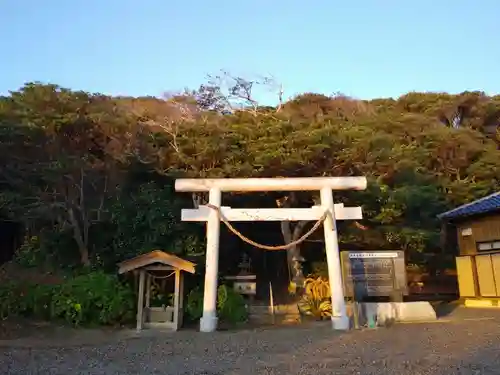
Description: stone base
xmin=200 ymin=315 xmax=218 ymax=332
xmin=359 ymin=302 xmax=437 ymax=326
xmin=464 ymin=298 xmax=500 ymax=308
xmin=331 ymin=315 xmax=350 ymax=330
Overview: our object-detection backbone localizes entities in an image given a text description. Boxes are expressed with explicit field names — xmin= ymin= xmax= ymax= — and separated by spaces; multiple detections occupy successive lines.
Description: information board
xmin=341 ymin=250 xmax=407 ymax=299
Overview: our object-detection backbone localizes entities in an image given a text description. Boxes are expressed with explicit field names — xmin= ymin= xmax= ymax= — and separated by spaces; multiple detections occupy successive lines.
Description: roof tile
xmin=438 ymin=192 xmax=500 ymax=220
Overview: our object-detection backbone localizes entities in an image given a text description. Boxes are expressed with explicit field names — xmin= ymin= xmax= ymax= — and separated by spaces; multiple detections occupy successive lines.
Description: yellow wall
xmin=456 ymin=214 xmax=500 ymax=255
xmin=455 ymin=256 xmax=476 ymax=297
xmin=456 ymin=253 xmax=500 ymax=298
xmin=454 ymin=213 xmax=500 ymax=299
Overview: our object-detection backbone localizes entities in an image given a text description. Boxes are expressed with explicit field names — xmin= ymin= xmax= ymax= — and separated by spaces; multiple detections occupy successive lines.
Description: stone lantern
xmin=224 ymin=253 xmax=257 ymax=301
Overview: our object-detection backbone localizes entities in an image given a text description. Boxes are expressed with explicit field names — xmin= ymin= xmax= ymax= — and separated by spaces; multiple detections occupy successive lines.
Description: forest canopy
xmin=0 ymin=78 xmax=499 ymax=278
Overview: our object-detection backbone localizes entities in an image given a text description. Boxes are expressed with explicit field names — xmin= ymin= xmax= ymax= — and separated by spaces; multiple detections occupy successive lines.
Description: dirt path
xmin=1 ymin=307 xmax=500 ymax=374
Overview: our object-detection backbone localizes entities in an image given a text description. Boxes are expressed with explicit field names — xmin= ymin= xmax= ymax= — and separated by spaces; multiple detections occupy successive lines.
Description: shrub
xmin=217 ymin=284 xmax=248 ymax=324
xmin=297 ymin=276 xmax=332 ymax=320
xmin=14 ymin=235 xmax=43 ymax=268
xmin=186 ymin=287 xmax=204 ymax=321
xmin=0 ymin=281 xmax=23 ymax=319
xmin=0 ymin=281 xmax=56 ymax=320
xmin=14 ymin=232 xmax=82 ymax=271
xmin=20 ymin=284 xmax=55 ymax=320
xmin=0 ymin=271 xmax=136 ymax=326
xmin=186 ymin=284 xmax=248 ymax=324
xmin=50 ymin=271 xmax=135 ymax=326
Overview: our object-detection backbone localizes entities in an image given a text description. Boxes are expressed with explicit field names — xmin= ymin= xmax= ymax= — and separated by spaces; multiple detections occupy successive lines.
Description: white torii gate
xmin=175 ymin=177 xmax=367 ymax=332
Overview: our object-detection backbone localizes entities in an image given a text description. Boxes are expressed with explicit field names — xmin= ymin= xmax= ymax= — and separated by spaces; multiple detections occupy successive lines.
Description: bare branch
xmin=196 ymin=70 xmax=284 ymax=116
xmin=191 ymin=193 xmax=207 ymax=208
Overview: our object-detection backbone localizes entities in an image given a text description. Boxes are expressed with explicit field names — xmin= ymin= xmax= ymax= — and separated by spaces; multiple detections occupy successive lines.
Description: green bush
xmin=14 ymin=232 xmax=82 ymax=271
xmin=20 ymin=284 xmax=55 ymax=320
xmin=0 ymin=271 xmax=136 ymax=326
xmin=0 ymin=281 xmax=23 ymax=319
xmin=50 ymin=271 xmax=135 ymax=326
xmin=14 ymin=235 xmax=43 ymax=268
xmin=0 ymin=281 xmax=53 ymax=319
xmin=217 ymin=285 xmax=248 ymax=324
xmin=186 ymin=284 xmax=248 ymax=324
xmin=186 ymin=287 xmax=204 ymax=321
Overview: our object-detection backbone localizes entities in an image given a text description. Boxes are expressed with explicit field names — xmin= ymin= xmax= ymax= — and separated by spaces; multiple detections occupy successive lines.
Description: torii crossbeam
xmin=175 ymin=177 xmax=367 ymax=332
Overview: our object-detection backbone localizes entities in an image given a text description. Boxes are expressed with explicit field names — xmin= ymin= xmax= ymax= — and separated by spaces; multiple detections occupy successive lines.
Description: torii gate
xmin=175 ymin=177 xmax=367 ymax=332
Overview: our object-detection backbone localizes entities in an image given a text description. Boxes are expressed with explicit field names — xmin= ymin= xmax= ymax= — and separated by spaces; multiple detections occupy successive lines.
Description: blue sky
xmin=1 ymin=0 xmax=499 ymax=102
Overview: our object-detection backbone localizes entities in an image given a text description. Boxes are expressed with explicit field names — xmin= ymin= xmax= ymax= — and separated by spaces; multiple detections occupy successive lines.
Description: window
xmin=477 ymin=240 xmax=500 ymax=252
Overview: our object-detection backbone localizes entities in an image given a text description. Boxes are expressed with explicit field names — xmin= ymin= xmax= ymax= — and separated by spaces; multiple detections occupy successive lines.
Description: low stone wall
xmin=358 ymin=302 xmax=437 ymax=326
xmin=248 ymin=301 xmax=437 ymax=327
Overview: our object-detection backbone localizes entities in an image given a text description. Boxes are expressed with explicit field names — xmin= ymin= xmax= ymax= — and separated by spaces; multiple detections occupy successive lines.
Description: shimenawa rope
xmin=146 ymin=271 xmax=176 ymax=279
xmin=206 ymin=204 xmax=328 ymax=251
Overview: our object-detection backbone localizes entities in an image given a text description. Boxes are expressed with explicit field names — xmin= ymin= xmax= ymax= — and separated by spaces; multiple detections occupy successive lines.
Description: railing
xmin=456 ymin=251 xmax=500 ymax=298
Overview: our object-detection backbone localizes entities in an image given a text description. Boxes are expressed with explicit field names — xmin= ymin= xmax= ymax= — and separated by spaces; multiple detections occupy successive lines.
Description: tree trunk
xmin=68 ymin=207 xmax=90 ymax=266
xmin=280 ymin=220 xmax=294 ymax=278
xmin=276 ymin=193 xmax=309 ymax=289
xmin=280 ymin=218 xmax=307 ymax=287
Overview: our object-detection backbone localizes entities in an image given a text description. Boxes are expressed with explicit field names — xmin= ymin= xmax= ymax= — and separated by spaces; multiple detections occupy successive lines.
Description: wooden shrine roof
xmin=117 ymin=250 xmax=196 ymax=275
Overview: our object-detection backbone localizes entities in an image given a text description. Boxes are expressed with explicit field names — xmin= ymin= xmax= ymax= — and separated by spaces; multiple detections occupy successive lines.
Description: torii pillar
xmin=175 ymin=177 xmax=367 ymax=332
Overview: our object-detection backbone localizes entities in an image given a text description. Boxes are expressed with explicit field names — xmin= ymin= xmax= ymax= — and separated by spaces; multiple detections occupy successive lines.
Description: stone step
xmin=249 ymin=313 xmax=301 ymax=325
xmin=248 ymin=303 xmax=300 ymax=315
xmin=248 ymin=303 xmax=301 ymax=325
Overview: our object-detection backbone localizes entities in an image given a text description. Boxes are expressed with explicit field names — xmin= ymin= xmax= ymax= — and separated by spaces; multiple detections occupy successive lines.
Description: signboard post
xmin=341 ymin=251 xmax=407 ymax=301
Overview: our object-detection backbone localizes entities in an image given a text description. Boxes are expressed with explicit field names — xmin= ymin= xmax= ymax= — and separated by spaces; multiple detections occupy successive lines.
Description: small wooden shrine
xmin=118 ymin=250 xmax=196 ymax=331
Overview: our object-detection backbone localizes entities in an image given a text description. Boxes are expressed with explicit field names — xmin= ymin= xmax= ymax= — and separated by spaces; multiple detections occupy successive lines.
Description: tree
xmin=134 ymin=80 xmax=500 ymax=272
xmin=1 ymin=77 xmax=499 ymax=277
xmin=188 ymin=71 xmax=284 ymax=114
xmin=0 ymin=83 xmax=130 ymax=266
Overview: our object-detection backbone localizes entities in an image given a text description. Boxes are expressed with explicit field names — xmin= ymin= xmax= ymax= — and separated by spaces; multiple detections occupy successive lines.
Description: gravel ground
xmin=1 ymin=308 xmax=500 ymax=375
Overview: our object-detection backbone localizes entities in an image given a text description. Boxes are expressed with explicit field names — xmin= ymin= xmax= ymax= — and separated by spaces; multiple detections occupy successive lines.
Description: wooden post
xmin=353 ymin=301 xmax=360 ymax=329
xmin=269 ymin=281 xmax=275 ymax=325
xmin=320 ymin=186 xmax=349 ymax=330
xmin=136 ymin=270 xmax=146 ymax=331
xmin=200 ymin=187 xmax=222 ymax=332
xmin=145 ymin=273 xmax=151 ymax=308
xmin=179 ymin=272 xmax=185 ymax=328
xmin=173 ymin=269 xmax=181 ymax=331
